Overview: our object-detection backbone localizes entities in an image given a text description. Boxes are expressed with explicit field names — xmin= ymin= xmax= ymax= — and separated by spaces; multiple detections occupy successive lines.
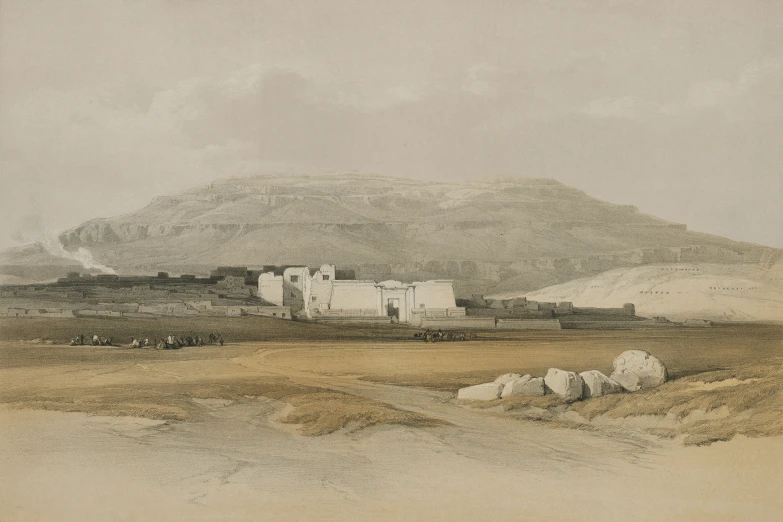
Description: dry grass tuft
xmin=463 ymin=394 xmax=567 ymax=411
xmin=1 ymin=377 xmax=445 ymax=437
xmin=278 ymin=391 xmax=446 ymax=436
xmin=547 ymin=361 xmax=783 ymax=446
xmin=1 ymin=379 xmax=316 ymax=421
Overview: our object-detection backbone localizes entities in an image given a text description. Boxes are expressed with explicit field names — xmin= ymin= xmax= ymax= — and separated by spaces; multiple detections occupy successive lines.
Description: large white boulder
xmin=544 ymin=368 xmax=584 ymax=401
xmin=502 ymin=375 xmax=545 ymax=397
xmin=457 ymin=382 xmax=504 ymax=401
xmin=579 ymin=370 xmax=624 ymax=398
xmin=610 ymin=350 xmax=668 ymax=392
xmin=494 ymin=373 xmax=523 ymax=385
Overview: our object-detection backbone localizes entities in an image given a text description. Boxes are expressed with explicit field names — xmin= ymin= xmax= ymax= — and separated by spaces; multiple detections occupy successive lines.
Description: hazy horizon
xmin=1 ymin=0 xmax=781 ymax=249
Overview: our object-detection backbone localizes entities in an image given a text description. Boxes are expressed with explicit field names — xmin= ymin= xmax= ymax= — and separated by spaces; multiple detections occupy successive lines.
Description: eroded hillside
xmin=8 ymin=174 xmax=779 ymax=294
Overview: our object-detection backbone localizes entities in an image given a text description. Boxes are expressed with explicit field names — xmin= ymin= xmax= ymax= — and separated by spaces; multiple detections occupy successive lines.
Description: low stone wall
xmin=466 ymin=308 xmax=554 ymax=319
xmin=683 ymin=319 xmax=713 ymax=327
xmin=496 ymin=319 xmax=561 ymax=330
xmin=76 ymin=310 xmax=123 ymax=317
xmin=2 ymin=308 xmax=77 ymax=318
xmin=314 ymin=316 xmax=392 ymax=324
xmin=320 ymin=309 xmax=378 ymax=317
xmin=244 ymin=306 xmax=292 ymax=319
xmin=419 ymin=317 xmax=497 ymax=329
xmin=560 ymin=320 xmax=661 ymax=330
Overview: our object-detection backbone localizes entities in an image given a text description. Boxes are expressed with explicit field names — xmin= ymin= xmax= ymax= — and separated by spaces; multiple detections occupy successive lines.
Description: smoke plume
xmin=11 ymin=212 xmax=116 ymax=274
xmin=42 ymin=237 xmax=117 ymax=274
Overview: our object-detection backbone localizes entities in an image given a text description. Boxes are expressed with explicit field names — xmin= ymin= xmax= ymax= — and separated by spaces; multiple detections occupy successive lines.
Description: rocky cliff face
xmin=46 ymin=173 xmax=780 ymax=295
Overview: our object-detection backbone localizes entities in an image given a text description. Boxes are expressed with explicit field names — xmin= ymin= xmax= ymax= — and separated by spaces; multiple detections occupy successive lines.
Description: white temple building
xmin=258 ymin=264 xmax=465 ymax=325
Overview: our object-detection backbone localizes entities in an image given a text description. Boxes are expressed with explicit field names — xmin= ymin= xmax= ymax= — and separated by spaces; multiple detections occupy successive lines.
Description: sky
xmin=1 ymin=0 xmax=781 ymax=249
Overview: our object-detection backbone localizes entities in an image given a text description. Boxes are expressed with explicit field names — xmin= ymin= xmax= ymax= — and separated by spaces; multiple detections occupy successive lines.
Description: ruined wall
xmin=573 ymin=304 xmax=635 ymax=316
xmin=216 ymin=276 xmax=246 ymax=290
xmin=4 ymin=308 xmax=78 ymax=318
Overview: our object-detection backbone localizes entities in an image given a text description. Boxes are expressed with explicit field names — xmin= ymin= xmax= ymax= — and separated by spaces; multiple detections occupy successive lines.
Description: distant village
xmin=0 ymin=264 xmax=711 ymax=329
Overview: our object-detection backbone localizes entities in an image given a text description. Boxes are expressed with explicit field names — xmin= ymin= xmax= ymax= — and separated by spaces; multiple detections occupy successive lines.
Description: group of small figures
xmin=413 ymin=329 xmax=477 ymax=342
xmin=69 ymin=333 xmax=225 ymax=349
xmin=69 ymin=334 xmax=115 ymax=346
xmin=134 ymin=333 xmax=225 ymax=349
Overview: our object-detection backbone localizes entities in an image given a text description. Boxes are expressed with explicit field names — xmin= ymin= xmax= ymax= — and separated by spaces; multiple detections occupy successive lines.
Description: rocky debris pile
xmin=456 ymin=350 xmax=667 ymax=402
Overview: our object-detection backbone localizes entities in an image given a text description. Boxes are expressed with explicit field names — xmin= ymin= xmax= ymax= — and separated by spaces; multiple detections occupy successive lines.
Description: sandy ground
xmin=1 ymin=331 xmax=782 ymax=520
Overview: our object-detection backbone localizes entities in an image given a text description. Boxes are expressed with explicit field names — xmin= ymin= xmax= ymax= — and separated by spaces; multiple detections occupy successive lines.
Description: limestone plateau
xmin=53 ymin=174 xmax=781 ymax=295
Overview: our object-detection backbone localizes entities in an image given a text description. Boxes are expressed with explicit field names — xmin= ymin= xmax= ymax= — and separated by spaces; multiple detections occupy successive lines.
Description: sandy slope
xmin=492 ymin=262 xmax=783 ymax=322
xmin=3 ymin=405 xmax=781 ymax=521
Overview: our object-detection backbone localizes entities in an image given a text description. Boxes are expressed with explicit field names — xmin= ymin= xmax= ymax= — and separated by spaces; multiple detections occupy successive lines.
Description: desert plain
xmin=1 ymin=318 xmax=782 ymax=521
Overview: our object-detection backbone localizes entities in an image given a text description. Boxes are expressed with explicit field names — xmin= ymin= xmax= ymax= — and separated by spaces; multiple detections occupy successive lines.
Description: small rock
xmin=500 ymin=374 xmax=532 ymax=397
xmin=544 ymin=368 xmax=584 ymax=401
xmin=610 ymin=350 xmax=668 ymax=391
xmin=579 ymin=370 xmax=623 ymax=398
xmin=457 ymin=382 xmax=504 ymax=401
xmin=494 ymin=373 xmax=523 ymax=385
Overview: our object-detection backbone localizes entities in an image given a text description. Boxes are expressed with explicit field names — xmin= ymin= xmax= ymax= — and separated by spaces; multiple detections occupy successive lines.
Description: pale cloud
xmin=582 ymin=56 xmax=782 ymax=122
xmin=738 ymin=56 xmax=781 ymax=89
xmin=581 ymin=96 xmax=670 ymax=120
xmin=316 ymin=79 xmax=435 ymax=112
xmin=463 ymin=64 xmax=498 ymax=97
xmin=688 ymin=80 xmax=737 ymax=110
xmin=687 ymin=56 xmax=782 ymax=118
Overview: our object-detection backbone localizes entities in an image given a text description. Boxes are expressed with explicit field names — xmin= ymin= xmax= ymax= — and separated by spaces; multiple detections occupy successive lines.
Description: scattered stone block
xmin=500 ymin=375 xmax=531 ymax=397
xmin=544 ymin=368 xmax=584 ymax=401
xmin=494 ymin=373 xmax=523 ymax=385
xmin=579 ymin=370 xmax=623 ymax=398
xmin=502 ymin=375 xmax=546 ymax=397
xmin=523 ymin=377 xmax=546 ymax=396
xmin=457 ymin=382 xmax=504 ymax=401
xmin=610 ymin=350 xmax=668 ymax=391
